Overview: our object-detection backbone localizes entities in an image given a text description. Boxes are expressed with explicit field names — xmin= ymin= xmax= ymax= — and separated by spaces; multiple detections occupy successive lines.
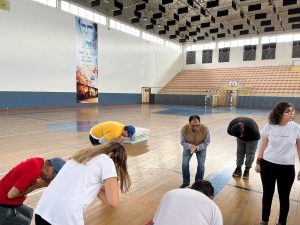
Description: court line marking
xmin=157 ymin=167 xmax=300 ymax=204
xmin=227 ymin=183 xmax=300 ymax=203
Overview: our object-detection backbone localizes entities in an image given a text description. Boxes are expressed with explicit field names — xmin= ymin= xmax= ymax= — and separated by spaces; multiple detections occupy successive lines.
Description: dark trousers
xmin=89 ymin=134 xmax=99 ymax=146
xmin=236 ymin=139 xmax=258 ymax=168
xmin=260 ymin=159 xmax=295 ymax=225
xmin=35 ymin=214 xmax=52 ymax=225
xmin=0 ymin=204 xmax=33 ymax=225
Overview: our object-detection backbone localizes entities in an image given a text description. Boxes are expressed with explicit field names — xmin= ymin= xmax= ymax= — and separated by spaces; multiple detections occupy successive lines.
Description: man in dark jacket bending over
xmin=227 ymin=117 xmax=260 ymax=179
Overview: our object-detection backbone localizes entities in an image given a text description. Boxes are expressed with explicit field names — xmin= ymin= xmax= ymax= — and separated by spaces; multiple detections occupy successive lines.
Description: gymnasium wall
xmin=238 ymin=96 xmax=300 ymax=111
xmin=179 ymin=33 xmax=300 ymax=109
xmin=183 ymin=41 xmax=293 ymax=70
xmin=150 ymin=94 xmax=206 ymax=106
xmin=0 ymin=0 xmax=182 ymax=109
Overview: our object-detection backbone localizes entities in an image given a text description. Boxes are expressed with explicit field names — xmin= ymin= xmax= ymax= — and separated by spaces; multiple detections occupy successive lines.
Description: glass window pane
xmin=244 ymin=39 xmax=251 ymax=45
xmin=293 ymin=33 xmax=300 ymax=41
xmin=100 ymin=16 xmax=107 ymax=25
xmin=86 ymin=10 xmax=94 ymax=21
xmin=218 ymin=42 xmax=225 ymax=49
xmin=70 ymin=4 xmax=79 ymax=15
xmin=78 ymin=7 xmax=86 ymax=18
xmin=237 ymin=39 xmax=244 ymax=47
xmin=61 ymin=1 xmax=69 ymax=12
xmin=261 ymin=36 xmax=270 ymax=44
xmin=47 ymin=0 xmax=57 ymax=7
xmin=230 ymin=40 xmax=237 ymax=47
xmin=251 ymin=38 xmax=258 ymax=45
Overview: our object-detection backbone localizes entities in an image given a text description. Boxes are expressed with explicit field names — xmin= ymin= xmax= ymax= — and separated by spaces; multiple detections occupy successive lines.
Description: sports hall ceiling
xmin=71 ymin=0 xmax=300 ymax=43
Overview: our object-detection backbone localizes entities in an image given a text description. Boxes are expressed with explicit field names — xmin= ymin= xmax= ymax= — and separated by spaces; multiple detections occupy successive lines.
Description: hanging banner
xmin=0 ymin=0 xmax=10 ymax=11
xmin=75 ymin=17 xmax=98 ymax=103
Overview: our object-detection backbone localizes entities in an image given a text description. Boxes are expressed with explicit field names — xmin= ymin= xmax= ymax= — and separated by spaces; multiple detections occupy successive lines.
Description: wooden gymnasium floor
xmin=0 ymin=104 xmax=300 ymax=225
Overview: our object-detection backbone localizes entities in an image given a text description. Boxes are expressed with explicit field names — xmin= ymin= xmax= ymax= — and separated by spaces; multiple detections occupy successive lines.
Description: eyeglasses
xmin=191 ymin=124 xmax=200 ymax=128
xmin=284 ymin=110 xmax=295 ymax=114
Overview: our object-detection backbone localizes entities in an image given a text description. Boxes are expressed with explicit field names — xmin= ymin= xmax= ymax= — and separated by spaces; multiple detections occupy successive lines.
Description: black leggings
xmin=35 ymin=214 xmax=51 ymax=225
xmin=260 ymin=159 xmax=295 ymax=225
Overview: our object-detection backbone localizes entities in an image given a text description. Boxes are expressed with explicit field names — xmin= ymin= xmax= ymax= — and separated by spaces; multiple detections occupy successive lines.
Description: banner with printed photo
xmin=76 ymin=17 xmax=98 ymax=103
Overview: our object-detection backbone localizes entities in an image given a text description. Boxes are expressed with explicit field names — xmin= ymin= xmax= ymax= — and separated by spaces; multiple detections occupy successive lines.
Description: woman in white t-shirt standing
xmin=34 ymin=142 xmax=131 ymax=225
xmin=255 ymin=102 xmax=300 ymax=225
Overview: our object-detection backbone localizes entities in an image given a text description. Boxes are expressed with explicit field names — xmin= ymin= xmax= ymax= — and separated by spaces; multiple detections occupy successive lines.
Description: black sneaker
xmin=179 ymin=183 xmax=189 ymax=188
xmin=242 ymin=169 xmax=250 ymax=179
xmin=232 ymin=167 xmax=242 ymax=178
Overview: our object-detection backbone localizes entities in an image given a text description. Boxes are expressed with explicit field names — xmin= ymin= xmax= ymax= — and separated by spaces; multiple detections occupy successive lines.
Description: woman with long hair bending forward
xmin=35 ymin=142 xmax=131 ymax=225
xmin=255 ymin=102 xmax=300 ymax=225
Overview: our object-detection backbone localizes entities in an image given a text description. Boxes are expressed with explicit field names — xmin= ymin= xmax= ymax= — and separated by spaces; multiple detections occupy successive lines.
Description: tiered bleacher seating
xmin=160 ymin=65 xmax=300 ymax=97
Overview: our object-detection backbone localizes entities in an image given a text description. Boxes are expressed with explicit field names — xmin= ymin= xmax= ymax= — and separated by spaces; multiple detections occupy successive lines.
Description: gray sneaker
xmin=260 ymin=221 xmax=268 ymax=225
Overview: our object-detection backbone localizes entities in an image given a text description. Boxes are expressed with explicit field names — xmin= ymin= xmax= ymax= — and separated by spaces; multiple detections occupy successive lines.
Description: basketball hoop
xmin=228 ymin=80 xmax=238 ymax=87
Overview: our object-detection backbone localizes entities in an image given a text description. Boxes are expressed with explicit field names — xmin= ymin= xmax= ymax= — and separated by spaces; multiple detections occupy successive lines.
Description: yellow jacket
xmin=90 ymin=121 xmax=125 ymax=141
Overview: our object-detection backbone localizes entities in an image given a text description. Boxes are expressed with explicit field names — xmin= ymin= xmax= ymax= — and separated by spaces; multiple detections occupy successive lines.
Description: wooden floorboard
xmin=0 ymin=104 xmax=299 ymax=225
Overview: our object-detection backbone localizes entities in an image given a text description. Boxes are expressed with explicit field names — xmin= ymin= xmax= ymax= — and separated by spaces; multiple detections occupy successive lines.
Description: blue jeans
xmin=182 ymin=149 xmax=206 ymax=185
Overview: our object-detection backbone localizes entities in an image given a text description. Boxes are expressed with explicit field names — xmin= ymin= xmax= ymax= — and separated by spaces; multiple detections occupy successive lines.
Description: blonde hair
xmin=71 ymin=142 xmax=131 ymax=193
